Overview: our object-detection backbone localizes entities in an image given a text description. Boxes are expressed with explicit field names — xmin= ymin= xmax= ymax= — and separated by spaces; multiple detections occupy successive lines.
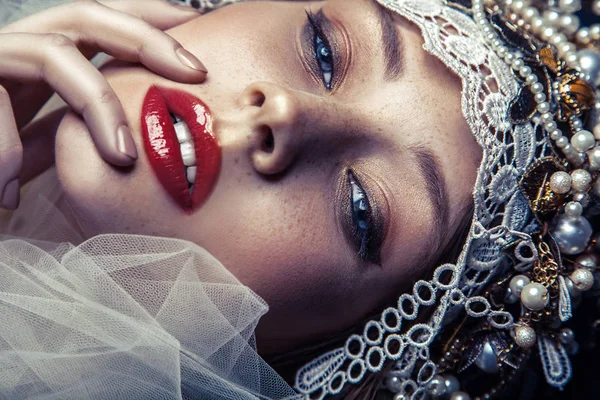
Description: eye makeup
xmin=301 ymin=8 xmax=345 ymax=91
xmin=339 ymin=169 xmax=385 ymax=266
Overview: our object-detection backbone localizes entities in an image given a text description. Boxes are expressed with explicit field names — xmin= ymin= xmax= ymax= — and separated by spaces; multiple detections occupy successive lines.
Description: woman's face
xmin=55 ymin=0 xmax=481 ymax=354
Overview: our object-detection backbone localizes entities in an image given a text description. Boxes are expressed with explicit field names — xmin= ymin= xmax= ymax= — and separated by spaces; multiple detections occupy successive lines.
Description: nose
xmin=238 ymin=82 xmax=309 ymax=176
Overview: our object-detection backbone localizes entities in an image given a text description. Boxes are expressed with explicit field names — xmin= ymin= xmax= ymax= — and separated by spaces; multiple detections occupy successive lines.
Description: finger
xmin=3 ymin=0 xmax=207 ymax=84
xmin=0 ymin=33 xmax=137 ymax=167
xmin=19 ymin=107 xmax=67 ymax=186
xmin=0 ymin=85 xmax=23 ymax=210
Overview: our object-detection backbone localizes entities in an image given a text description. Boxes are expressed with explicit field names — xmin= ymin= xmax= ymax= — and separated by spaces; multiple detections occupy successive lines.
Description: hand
xmin=0 ymin=0 xmax=207 ymax=209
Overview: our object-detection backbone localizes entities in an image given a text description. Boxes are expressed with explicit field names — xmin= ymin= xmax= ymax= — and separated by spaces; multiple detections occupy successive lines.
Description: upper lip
xmin=140 ymin=85 xmax=221 ymax=213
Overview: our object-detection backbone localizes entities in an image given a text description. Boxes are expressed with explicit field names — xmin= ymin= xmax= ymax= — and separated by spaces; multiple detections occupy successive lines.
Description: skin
xmin=54 ymin=0 xmax=482 ymax=355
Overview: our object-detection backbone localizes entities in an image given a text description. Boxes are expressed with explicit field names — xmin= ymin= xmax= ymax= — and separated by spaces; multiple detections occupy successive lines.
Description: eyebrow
xmin=411 ymin=147 xmax=449 ymax=248
xmin=375 ymin=1 xmax=405 ymax=81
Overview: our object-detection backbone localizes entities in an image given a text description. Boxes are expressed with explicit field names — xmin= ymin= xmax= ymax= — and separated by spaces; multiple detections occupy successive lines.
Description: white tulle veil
xmin=0 ymin=168 xmax=301 ymax=399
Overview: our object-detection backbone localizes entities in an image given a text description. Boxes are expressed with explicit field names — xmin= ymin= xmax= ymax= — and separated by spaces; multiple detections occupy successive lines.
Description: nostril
xmin=250 ymin=91 xmax=266 ymax=108
xmin=261 ymin=126 xmax=275 ymax=153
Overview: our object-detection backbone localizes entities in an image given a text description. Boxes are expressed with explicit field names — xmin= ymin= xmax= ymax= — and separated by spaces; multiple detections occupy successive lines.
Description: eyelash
xmin=348 ymin=171 xmax=379 ymax=264
xmin=306 ymin=11 xmax=335 ymax=90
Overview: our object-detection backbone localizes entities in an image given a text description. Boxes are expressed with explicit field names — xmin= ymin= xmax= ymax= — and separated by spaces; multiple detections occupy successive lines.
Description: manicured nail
xmin=173 ymin=4 xmax=202 ymax=13
xmin=117 ymin=125 xmax=138 ymax=160
xmin=176 ymin=47 xmax=207 ymax=73
xmin=2 ymin=178 xmax=20 ymax=210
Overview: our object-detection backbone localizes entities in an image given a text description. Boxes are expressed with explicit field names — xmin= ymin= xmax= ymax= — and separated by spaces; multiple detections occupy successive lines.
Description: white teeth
xmin=186 ymin=166 xmax=197 ymax=185
xmin=180 ymin=141 xmax=196 ymax=166
xmin=174 ymin=121 xmax=192 ymax=143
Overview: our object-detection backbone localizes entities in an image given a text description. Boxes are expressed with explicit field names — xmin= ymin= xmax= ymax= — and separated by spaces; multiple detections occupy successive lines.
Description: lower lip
xmin=141 ymin=86 xmax=221 ymax=213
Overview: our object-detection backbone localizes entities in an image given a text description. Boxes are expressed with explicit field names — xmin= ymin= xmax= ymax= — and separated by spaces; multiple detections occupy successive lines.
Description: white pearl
xmin=537 ymin=102 xmax=550 ymax=113
xmin=505 ymin=287 xmax=519 ymax=304
xmin=551 ymin=33 xmax=568 ymax=46
xmin=571 ymin=130 xmax=596 ymax=152
xmin=531 ymin=82 xmax=544 ymax=93
xmin=550 ymin=171 xmax=572 ymax=194
xmin=520 ymin=65 xmax=533 ymax=78
xmin=510 ymin=275 xmax=531 ymax=296
xmin=393 ymin=395 xmax=407 ymax=400
xmin=514 ymin=325 xmax=537 ymax=349
xmin=571 ymin=169 xmax=592 ymax=192
xmin=443 ymin=375 xmax=460 ymax=394
xmin=587 ymin=146 xmax=600 ymax=170
xmin=556 ymin=136 xmax=569 ymax=148
xmin=578 ymin=49 xmax=600 ymax=86
xmin=551 ymin=215 xmax=593 ymax=255
xmin=542 ymin=27 xmax=556 ymax=41
xmin=591 ymin=25 xmax=600 ymax=41
xmin=576 ymin=28 xmax=591 ymax=44
xmin=386 ymin=375 xmax=403 ymax=392
xmin=428 ymin=375 xmax=447 ymax=397
xmin=565 ymin=201 xmax=583 ymax=217
xmin=543 ymin=10 xmax=561 ymax=26
xmin=545 ymin=121 xmax=558 ymax=132
xmin=560 ymin=15 xmax=580 ymax=35
xmin=550 ymin=130 xmax=563 ymax=140
xmin=450 ymin=392 xmax=471 ymax=400
xmin=523 ymin=7 xmax=539 ymax=22
xmin=559 ymin=328 xmax=575 ymax=344
xmin=512 ymin=59 xmax=525 ymax=70
xmin=575 ymin=253 xmax=599 ymax=269
xmin=594 ymin=124 xmax=600 ymax=140
xmin=571 ymin=118 xmax=584 ymax=131
xmin=594 ymin=0 xmax=600 ymax=15
xmin=571 ymin=268 xmax=594 ymax=291
xmin=531 ymin=16 xmax=545 ymax=33
xmin=526 ymin=73 xmax=538 ymax=85
xmin=559 ymin=0 xmax=582 ymax=13
xmin=566 ymin=52 xmax=579 ymax=66
xmin=521 ymin=282 xmax=549 ymax=310
xmin=541 ymin=112 xmax=554 ymax=123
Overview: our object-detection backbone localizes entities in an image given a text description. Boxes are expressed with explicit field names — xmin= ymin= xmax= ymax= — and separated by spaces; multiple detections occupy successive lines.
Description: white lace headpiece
xmin=294 ymin=1 xmax=600 ymax=399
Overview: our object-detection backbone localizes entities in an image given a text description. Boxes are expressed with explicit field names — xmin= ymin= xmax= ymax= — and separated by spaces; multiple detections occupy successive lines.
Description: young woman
xmin=0 ymin=0 xmax=599 ymax=399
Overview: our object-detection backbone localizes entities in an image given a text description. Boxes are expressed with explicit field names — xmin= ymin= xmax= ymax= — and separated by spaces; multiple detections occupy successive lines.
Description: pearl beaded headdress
xmin=293 ymin=1 xmax=600 ymax=399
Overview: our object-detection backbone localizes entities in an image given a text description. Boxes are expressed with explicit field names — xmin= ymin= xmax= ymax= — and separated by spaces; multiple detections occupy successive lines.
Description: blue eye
xmin=313 ymin=33 xmax=334 ymax=89
xmin=349 ymin=172 xmax=370 ymax=258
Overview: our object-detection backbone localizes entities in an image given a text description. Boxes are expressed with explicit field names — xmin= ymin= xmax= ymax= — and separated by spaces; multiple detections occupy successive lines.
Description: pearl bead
xmin=541 ymin=112 xmax=554 ymax=123
xmin=450 ymin=392 xmax=471 ymax=400
xmin=550 ymin=171 xmax=572 ymax=194
xmin=543 ymin=10 xmax=561 ymax=26
xmin=571 ymin=130 xmax=596 ymax=152
xmin=571 ymin=117 xmax=584 ymax=131
xmin=578 ymin=49 xmax=600 ymax=86
xmin=571 ymin=268 xmax=594 ymax=291
xmin=551 ymin=215 xmax=593 ymax=255
xmin=594 ymin=124 xmax=600 ymax=140
xmin=577 ymin=28 xmax=591 ymax=44
xmin=526 ymin=73 xmax=538 ymax=85
xmin=520 ymin=65 xmax=533 ymax=78
xmin=550 ymin=130 xmax=563 ymax=140
xmin=534 ymin=93 xmax=547 ymax=103
xmin=394 ymin=394 xmax=407 ymax=400
xmin=559 ymin=0 xmax=582 ymax=13
xmin=510 ymin=275 xmax=531 ymax=296
xmin=512 ymin=59 xmax=525 ymax=70
xmin=537 ymin=102 xmax=550 ymax=113
xmin=552 ymin=33 xmax=568 ymax=46
xmin=560 ymin=328 xmax=575 ymax=344
xmin=565 ymin=201 xmax=583 ymax=217
xmin=545 ymin=121 xmax=558 ymax=132
xmin=505 ymin=287 xmax=519 ymax=304
xmin=531 ymin=82 xmax=544 ymax=93
xmin=560 ymin=15 xmax=580 ymax=35
xmin=521 ymin=282 xmax=549 ymax=310
xmin=556 ymin=136 xmax=569 ymax=148
xmin=514 ymin=325 xmax=537 ymax=349
xmin=560 ymin=43 xmax=577 ymax=56
xmin=591 ymin=25 xmax=600 ymax=41
xmin=541 ymin=27 xmax=556 ymax=41
xmin=571 ymin=169 xmax=592 ymax=192
xmin=386 ymin=376 xmax=403 ymax=392
xmin=531 ymin=16 xmax=545 ymax=33
xmin=443 ymin=375 xmax=461 ymax=394
xmin=587 ymin=146 xmax=600 ymax=170
xmin=575 ymin=253 xmax=599 ymax=269
xmin=428 ymin=375 xmax=447 ymax=397
xmin=594 ymin=0 xmax=600 ymax=15
xmin=573 ymin=192 xmax=590 ymax=206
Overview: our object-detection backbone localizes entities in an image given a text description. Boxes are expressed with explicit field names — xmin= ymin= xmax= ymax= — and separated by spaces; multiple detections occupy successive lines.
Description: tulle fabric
xmin=0 ymin=170 xmax=299 ymax=400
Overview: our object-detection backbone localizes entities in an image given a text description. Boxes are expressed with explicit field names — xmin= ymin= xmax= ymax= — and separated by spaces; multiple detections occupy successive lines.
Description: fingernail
xmin=173 ymin=4 xmax=202 ymax=13
xmin=176 ymin=47 xmax=207 ymax=73
xmin=117 ymin=125 xmax=138 ymax=161
xmin=2 ymin=178 xmax=20 ymax=210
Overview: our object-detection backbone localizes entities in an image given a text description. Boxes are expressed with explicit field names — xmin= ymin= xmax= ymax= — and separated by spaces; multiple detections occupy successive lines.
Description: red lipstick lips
xmin=141 ymin=86 xmax=221 ymax=213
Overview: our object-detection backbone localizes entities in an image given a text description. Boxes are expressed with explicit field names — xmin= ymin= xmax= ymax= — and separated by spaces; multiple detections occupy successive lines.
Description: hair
xmin=266 ymin=200 xmax=475 ymax=399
